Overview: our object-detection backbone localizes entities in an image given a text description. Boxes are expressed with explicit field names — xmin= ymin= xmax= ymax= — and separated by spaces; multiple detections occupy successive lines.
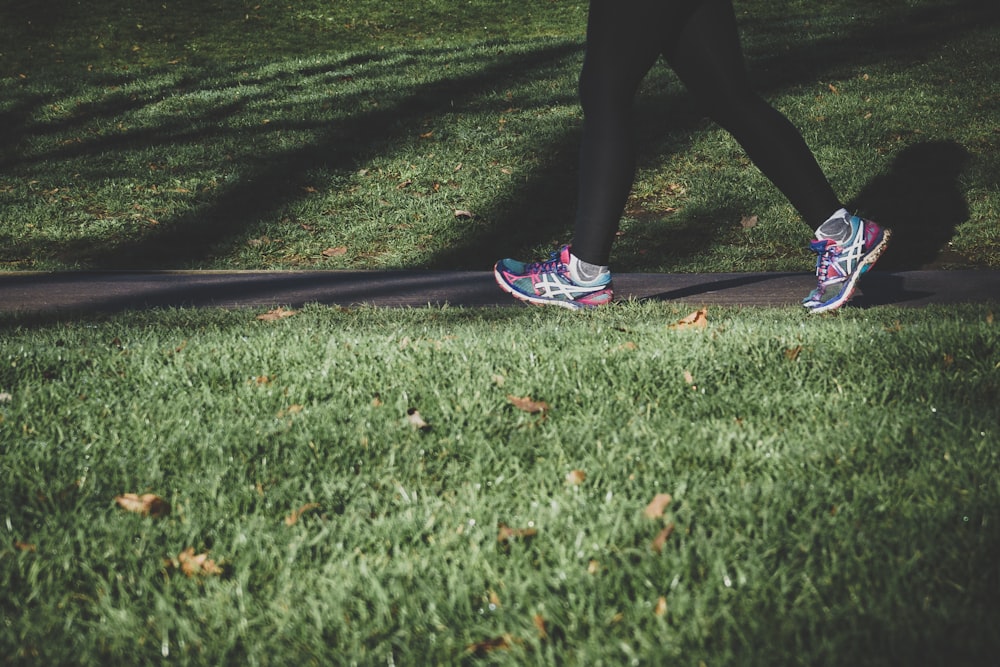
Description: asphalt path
xmin=1 ymin=269 xmax=997 ymax=316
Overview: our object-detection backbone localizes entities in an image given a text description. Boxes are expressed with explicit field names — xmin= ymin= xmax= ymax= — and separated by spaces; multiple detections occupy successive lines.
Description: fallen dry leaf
xmin=683 ymin=370 xmax=695 ymax=386
xmin=256 ymin=307 xmax=297 ymax=322
xmin=322 ymin=246 xmax=347 ymax=258
xmin=497 ymin=522 xmax=538 ymax=545
xmin=670 ymin=309 xmax=708 ymax=330
xmin=285 ymin=502 xmax=321 ymax=526
xmin=654 ymin=596 xmax=668 ymax=616
xmin=651 ymin=523 xmax=676 ymax=554
xmin=565 ymin=469 xmax=586 ymax=486
xmin=534 ymin=614 xmax=548 ymax=639
xmin=407 ymin=408 xmax=431 ymax=431
xmin=507 ymin=395 xmax=549 ymax=414
xmin=588 ymin=560 xmax=600 ymax=575
xmin=176 ymin=547 xmax=223 ymax=577
xmin=14 ymin=540 xmax=36 ymax=552
xmin=466 ymin=635 xmax=516 ymax=656
xmin=644 ymin=493 xmax=673 ymax=520
xmin=739 ymin=214 xmax=759 ymax=229
xmin=784 ymin=345 xmax=803 ymax=361
xmin=115 ymin=493 xmax=171 ymax=518
xmin=454 ymin=209 xmax=475 ymax=219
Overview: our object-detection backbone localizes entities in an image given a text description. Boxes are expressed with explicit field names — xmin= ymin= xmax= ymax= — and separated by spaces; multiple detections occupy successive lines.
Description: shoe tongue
xmin=809 ymin=238 xmax=835 ymax=252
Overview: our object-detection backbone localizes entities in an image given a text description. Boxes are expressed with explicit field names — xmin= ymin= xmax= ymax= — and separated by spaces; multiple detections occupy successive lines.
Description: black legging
xmin=572 ymin=0 xmax=842 ymax=266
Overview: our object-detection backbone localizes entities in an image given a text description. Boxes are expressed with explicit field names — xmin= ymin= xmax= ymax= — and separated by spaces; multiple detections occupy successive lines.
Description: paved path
xmin=1 ymin=269 xmax=997 ymax=315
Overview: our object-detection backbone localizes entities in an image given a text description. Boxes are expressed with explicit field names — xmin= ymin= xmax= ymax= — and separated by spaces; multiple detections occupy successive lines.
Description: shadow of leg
xmin=850 ymin=140 xmax=971 ymax=270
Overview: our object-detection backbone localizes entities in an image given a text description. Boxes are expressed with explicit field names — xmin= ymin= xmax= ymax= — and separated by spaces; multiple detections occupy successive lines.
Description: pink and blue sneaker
xmin=804 ymin=214 xmax=891 ymax=314
xmin=494 ymin=245 xmax=613 ymax=310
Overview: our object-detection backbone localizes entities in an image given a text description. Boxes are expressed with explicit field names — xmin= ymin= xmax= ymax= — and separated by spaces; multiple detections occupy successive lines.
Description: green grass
xmin=1 ymin=303 xmax=999 ymax=665
xmin=1 ymin=0 xmax=998 ymax=272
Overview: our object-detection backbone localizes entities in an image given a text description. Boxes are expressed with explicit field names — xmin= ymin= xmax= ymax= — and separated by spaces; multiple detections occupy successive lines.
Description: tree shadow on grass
xmin=2 ymin=0 xmax=996 ymax=275
xmin=424 ymin=0 xmax=996 ymax=273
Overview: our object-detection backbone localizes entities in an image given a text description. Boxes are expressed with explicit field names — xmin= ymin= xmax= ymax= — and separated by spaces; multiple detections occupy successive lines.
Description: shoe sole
xmin=809 ymin=229 xmax=892 ymax=314
xmin=493 ymin=265 xmax=601 ymax=310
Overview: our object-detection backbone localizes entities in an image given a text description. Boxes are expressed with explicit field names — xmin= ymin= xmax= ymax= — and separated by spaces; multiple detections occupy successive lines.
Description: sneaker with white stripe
xmin=494 ymin=245 xmax=613 ymax=310
xmin=804 ymin=215 xmax=891 ymax=314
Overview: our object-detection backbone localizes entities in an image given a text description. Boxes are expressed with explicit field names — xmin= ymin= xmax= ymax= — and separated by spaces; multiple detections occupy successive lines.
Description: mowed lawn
xmin=2 ymin=0 xmax=1000 ymax=664
xmin=2 ymin=303 xmax=999 ymax=664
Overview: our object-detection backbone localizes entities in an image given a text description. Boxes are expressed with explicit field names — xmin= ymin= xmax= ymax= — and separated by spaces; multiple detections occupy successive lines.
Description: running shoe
xmin=494 ymin=245 xmax=613 ymax=310
xmin=803 ymin=215 xmax=891 ymax=314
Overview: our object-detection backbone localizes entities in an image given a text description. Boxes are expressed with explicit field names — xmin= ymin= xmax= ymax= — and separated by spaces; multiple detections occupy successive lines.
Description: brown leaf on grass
xmin=176 ymin=547 xmax=223 ymax=577
xmin=407 ymin=408 xmax=431 ymax=431
xmin=644 ymin=493 xmax=673 ymax=520
xmin=739 ymin=214 xmax=759 ymax=229
xmin=322 ymin=246 xmax=347 ymax=258
xmin=256 ymin=307 xmax=297 ymax=322
xmin=534 ymin=614 xmax=548 ymax=639
xmin=784 ymin=345 xmax=804 ymax=361
xmin=588 ymin=560 xmax=600 ymax=575
xmin=670 ymin=308 xmax=708 ymax=330
xmin=285 ymin=502 xmax=321 ymax=526
xmin=277 ymin=404 xmax=304 ymax=418
xmin=507 ymin=395 xmax=549 ymax=414
xmin=683 ymin=370 xmax=695 ymax=386
xmin=565 ymin=469 xmax=586 ymax=486
xmin=466 ymin=634 xmax=516 ymax=656
xmin=454 ymin=209 xmax=475 ymax=219
xmin=497 ymin=522 xmax=538 ymax=545
xmin=14 ymin=540 xmax=36 ymax=552
xmin=651 ymin=523 xmax=676 ymax=554
xmin=654 ymin=596 xmax=668 ymax=616
xmin=115 ymin=493 xmax=171 ymax=518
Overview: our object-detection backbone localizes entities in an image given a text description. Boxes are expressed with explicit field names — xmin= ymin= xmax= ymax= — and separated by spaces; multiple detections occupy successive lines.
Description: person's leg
xmin=664 ymin=0 xmax=843 ymax=228
xmin=665 ymin=0 xmax=891 ymax=314
xmin=570 ymin=0 xmax=676 ymax=267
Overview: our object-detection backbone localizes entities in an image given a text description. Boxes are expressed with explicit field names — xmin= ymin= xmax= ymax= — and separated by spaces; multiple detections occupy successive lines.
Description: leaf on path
xmin=670 ymin=309 xmax=708 ymax=330
xmin=644 ymin=493 xmax=672 ymax=520
xmin=175 ymin=547 xmax=223 ymax=577
xmin=115 ymin=493 xmax=171 ymax=518
xmin=285 ymin=502 xmax=321 ymax=526
xmin=507 ymin=395 xmax=549 ymax=414
xmin=407 ymin=408 xmax=431 ymax=431
xmin=651 ymin=523 xmax=676 ymax=554
xmin=565 ymin=469 xmax=586 ymax=486
xmin=256 ymin=307 xmax=297 ymax=322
